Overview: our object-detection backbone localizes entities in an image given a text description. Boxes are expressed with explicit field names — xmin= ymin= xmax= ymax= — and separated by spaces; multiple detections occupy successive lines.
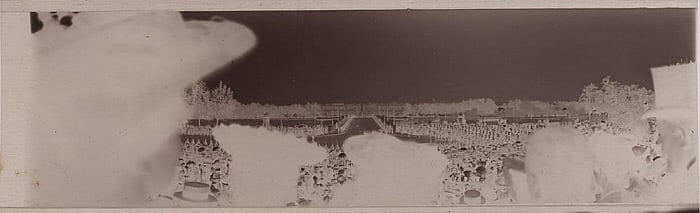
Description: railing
xmin=339 ymin=115 xmax=357 ymax=132
xmin=370 ymin=115 xmax=391 ymax=132
xmin=182 ymin=124 xmax=213 ymax=136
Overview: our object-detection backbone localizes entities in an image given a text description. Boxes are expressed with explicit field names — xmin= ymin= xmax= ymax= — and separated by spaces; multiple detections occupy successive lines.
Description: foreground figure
xmin=330 ymin=133 xmax=448 ymax=206
xmin=524 ymin=126 xmax=596 ymax=203
xmin=640 ymin=63 xmax=698 ymax=203
xmin=514 ymin=63 xmax=698 ymax=204
xmin=30 ymin=12 xmax=255 ymax=207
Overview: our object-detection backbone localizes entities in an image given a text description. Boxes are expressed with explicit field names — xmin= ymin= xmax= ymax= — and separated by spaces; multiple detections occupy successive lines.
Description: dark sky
xmin=182 ymin=9 xmax=695 ymax=105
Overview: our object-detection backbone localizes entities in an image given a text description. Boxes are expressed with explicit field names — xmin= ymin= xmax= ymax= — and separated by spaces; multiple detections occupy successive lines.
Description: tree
xmin=400 ymin=98 xmax=498 ymax=116
xmin=185 ymin=81 xmax=243 ymax=120
xmin=210 ymin=81 xmax=236 ymax=105
xmin=185 ymin=81 xmax=212 ymax=120
xmin=577 ymin=76 xmax=654 ymax=128
xmin=209 ymin=81 xmax=239 ymax=119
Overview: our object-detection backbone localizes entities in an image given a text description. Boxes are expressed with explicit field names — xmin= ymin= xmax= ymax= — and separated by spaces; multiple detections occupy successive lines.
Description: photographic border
xmin=1 ymin=0 xmax=697 ymax=212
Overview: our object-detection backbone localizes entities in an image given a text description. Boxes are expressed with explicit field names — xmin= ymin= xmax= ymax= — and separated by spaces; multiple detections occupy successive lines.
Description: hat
xmin=461 ymin=189 xmax=486 ymax=204
xmin=631 ymin=145 xmax=648 ymax=156
xmin=642 ymin=63 xmax=698 ymax=121
xmin=173 ymin=181 xmax=217 ymax=203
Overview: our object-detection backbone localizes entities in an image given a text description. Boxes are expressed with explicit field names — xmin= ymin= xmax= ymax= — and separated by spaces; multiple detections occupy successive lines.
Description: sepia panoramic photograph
xmin=0 ymin=6 xmax=697 ymax=211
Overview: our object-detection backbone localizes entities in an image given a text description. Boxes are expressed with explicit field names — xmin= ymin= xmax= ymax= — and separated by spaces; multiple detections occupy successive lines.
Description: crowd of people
xmin=177 ymin=134 xmax=232 ymax=197
xmin=438 ymin=149 xmax=512 ymax=204
xmin=392 ymin=121 xmax=542 ymax=204
xmin=569 ymin=118 xmax=642 ymax=136
xmin=293 ymin=145 xmax=355 ymax=206
xmin=175 ymin=104 xmax=691 ymax=205
xmin=178 ymin=122 xmax=341 ymax=204
xmin=395 ymin=121 xmax=542 ymax=146
xmin=567 ymin=117 xmax=661 ymax=150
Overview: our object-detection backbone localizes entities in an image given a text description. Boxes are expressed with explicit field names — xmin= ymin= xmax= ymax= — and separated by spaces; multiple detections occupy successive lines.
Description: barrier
xmin=370 ymin=115 xmax=390 ymax=132
xmin=339 ymin=115 xmax=357 ymax=132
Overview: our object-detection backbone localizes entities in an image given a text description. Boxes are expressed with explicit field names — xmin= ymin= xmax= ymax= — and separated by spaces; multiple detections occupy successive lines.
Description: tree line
xmin=185 ymin=76 xmax=654 ymax=128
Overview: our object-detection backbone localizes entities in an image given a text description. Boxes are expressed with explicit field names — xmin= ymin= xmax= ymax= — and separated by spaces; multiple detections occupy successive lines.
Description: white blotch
xmin=30 ymin=12 xmax=256 ymax=207
xmin=212 ymin=124 xmax=327 ymax=207
xmin=330 ymin=133 xmax=448 ymax=207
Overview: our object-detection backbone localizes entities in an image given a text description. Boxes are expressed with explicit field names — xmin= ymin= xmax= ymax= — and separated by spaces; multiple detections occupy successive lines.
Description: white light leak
xmin=330 ymin=133 xmax=448 ymax=207
xmin=30 ymin=12 xmax=256 ymax=207
xmin=211 ymin=124 xmax=327 ymax=207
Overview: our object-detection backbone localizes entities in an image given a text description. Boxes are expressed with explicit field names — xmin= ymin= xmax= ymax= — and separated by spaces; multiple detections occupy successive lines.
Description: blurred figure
xmin=330 ymin=133 xmax=448 ymax=206
xmin=640 ymin=63 xmax=698 ymax=204
xmin=588 ymin=131 xmax=646 ymax=202
xmin=212 ymin=124 xmax=327 ymax=207
xmin=523 ymin=126 xmax=596 ymax=203
xmin=30 ymin=12 xmax=255 ymax=207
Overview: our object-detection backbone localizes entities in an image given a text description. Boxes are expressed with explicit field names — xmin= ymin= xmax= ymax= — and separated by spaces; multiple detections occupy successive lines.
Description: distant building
xmin=321 ymin=103 xmax=355 ymax=116
xmin=479 ymin=116 xmax=506 ymax=125
xmin=320 ymin=103 xmax=405 ymax=116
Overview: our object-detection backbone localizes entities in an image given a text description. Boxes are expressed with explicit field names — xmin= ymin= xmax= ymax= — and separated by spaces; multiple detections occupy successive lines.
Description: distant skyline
xmin=182 ymin=9 xmax=694 ymax=105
